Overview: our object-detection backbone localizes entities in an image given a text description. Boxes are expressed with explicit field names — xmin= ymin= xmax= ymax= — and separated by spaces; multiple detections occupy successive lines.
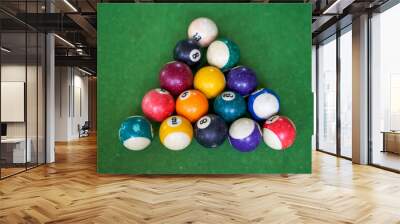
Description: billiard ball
xmin=214 ymin=91 xmax=246 ymax=122
xmin=119 ymin=116 xmax=153 ymax=151
xmin=207 ymin=38 xmax=239 ymax=71
xmin=176 ymin=89 xmax=209 ymax=122
xmin=194 ymin=66 xmax=225 ymax=99
xmin=228 ymin=118 xmax=262 ymax=152
xmin=248 ymin=88 xmax=280 ymax=121
xmin=188 ymin=17 xmax=218 ymax=47
xmin=194 ymin=114 xmax=227 ymax=148
xmin=159 ymin=61 xmax=193 ymax=96
xmin=141 ymin=88 xmax=175 ymax=122
xmin=159 ymin=115 xmax=193 ymax=151
xmin=173 ymin=39 xmax=202 ymax=67
xmin=263 ymin=115 xmax=296 ymax=150
xmin=226 ymin=66 xmax=258 ymax=96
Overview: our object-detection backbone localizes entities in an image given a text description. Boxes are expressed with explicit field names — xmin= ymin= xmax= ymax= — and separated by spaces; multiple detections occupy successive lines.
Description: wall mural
xmin=98 ymin=3 xmax=312 ymax=174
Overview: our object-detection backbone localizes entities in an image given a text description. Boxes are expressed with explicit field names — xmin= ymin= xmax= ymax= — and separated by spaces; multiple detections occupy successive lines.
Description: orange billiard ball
xmin=176 ymin=89 xmax=209 ymax=123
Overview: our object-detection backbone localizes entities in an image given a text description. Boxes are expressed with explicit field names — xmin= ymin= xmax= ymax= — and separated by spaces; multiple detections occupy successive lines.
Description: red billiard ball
xmin=141 ymin=88 xmax=175 ymax=122
xmin=262 ymin=115 xmax=296 ymax=150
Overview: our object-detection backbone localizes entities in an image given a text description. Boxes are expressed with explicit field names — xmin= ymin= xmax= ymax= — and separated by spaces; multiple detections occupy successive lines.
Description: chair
xmin=78 ymin=121 xmax=90 ymax=138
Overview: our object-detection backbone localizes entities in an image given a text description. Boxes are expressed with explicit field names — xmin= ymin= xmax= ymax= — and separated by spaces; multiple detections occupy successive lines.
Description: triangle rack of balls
xmin=119 ymin=17 xmax=297 ymax=152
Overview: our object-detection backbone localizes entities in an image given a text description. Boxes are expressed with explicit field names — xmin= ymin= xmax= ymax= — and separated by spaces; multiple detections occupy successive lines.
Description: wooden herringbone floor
xmin=1 ymin=135 xmax=400 ymax=224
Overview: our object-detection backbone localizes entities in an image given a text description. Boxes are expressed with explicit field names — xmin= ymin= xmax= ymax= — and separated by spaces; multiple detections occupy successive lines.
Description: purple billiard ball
xmin=226 ymin=66 xmax=258 ymax=96
xmin=228 ymin=118 xmax=262 ymax=152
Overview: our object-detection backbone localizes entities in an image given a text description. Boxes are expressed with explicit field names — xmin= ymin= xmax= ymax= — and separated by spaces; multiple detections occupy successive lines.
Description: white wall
xmin=1 ymin=63 xmax=46 ymax=164
xmin=1 ymin=65 xmax=42 ymax=137
xmin=55 ymin=67 xmax=89 ymax=141
xmin=72 ymin=73 xmax=89 ymax=138
xmin=55 ymin=67 xmax=69 ymax=141
xmin=1 ymin=65 xmax=27 ymax=139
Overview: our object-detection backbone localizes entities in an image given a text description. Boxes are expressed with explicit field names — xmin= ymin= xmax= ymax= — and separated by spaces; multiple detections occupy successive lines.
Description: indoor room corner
xmin=54 ymin=66 xmax=96 ymax=143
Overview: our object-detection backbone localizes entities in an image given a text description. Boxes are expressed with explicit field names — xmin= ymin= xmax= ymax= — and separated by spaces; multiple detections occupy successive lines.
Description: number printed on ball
xmin=179 ymin=90 xmax=190 ymax=100
xmin=265 ymin=115 xmax=279 ymax=124
xmin=189 ymin=49 xmax=201 ymax=62
xmin=168 ymin=116 xmax=182 ymax=127
xmin=156 ymin=88 xmax=169 ymax=94
xmin=197 ymin=116 xmax=211 ymax=129
xmin=193 ymin=32 xmax=201 ymax=41
xmin=222 ymin=91 xmax=236 ymax=101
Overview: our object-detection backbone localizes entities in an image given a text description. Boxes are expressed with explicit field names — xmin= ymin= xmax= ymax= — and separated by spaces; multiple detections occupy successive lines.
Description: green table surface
xmin=98 ymin=3 xmax=312 ymax=174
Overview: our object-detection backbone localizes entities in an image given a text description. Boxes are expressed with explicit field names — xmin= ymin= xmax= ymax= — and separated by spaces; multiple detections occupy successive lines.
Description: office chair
xmin=79 ymin=121 xmax=90 ymax=138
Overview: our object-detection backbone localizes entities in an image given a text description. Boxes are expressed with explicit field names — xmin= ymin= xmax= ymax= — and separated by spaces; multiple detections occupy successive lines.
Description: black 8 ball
xmin=173 ymin=39 xmax=202 ymax=67
xmin=194 ymin=114 xmax=228 ymax=148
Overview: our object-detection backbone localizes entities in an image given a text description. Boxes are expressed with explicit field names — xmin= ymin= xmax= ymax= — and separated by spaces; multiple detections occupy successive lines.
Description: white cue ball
xmin=188 ymin=17 xmax=218 ymax=47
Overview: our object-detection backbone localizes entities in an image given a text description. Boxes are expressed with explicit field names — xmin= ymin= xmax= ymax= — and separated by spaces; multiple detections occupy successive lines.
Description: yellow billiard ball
xmin=159 ymin=115 xmax=193 ymax=151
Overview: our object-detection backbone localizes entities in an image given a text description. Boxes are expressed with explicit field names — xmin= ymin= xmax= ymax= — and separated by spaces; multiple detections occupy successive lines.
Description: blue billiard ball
xmin=214 ymin=91 xmax=246 ymax=122
xmin=119 ymin=116 xmax=153 ymax=151
xmin=248 ymin=88 xmax=280 ymax=121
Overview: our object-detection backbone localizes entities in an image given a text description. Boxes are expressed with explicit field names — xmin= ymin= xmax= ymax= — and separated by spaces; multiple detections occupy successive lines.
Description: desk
xmin=1 ymin=138 xmax=31 ymax=163
xmin=381 ymin=131 xmax=400 ymax=154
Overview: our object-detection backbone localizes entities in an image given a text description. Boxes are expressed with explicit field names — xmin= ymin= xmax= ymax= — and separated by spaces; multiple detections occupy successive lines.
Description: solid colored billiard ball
xmin=173 ymin=39 xmax=202 ymax=67
xmin=119 ymin=116 xmax=153 ymax=151
xmin=228 ymin=118 xmax=262 ymax=152
xmin=141 ymin=88 xmax=175 ymax=122
xmin=159 ymin=61 xmax=193 ymax=96
xmin=248 ymin=88 xmax=280 ymax=121
xmin=226 ymin=66 xmax=258 ymax=96
xmin=159 ymin=115 xmax=193 ymax=151
xmin=207 ymin=38 xmax=239 ymax=71
xmin=194 ymin=114 xmax=227 ymax=148
xmin=188 ymin=17 xmax=218 ymax=47
xmin=176 ymin=89 xmax=209 ymax=122
xmin=213 ymin=91 xmax=246 ymax=122
xmin=194 ymin=66 xmax=225 ymax=99
xmin=263 ymin=115 xmax=296 ymax=150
